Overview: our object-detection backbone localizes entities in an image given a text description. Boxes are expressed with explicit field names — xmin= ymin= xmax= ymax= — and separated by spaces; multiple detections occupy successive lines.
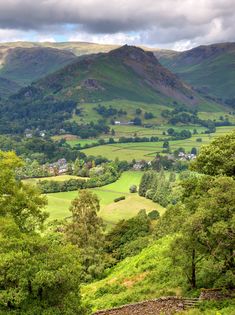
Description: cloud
xmin=0 ymin=0 xmax=234 ymax=49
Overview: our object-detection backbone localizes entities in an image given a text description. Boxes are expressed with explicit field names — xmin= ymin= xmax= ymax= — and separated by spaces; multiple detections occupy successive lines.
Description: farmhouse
xmin=114 ymin=121 xmax=134 ymax=125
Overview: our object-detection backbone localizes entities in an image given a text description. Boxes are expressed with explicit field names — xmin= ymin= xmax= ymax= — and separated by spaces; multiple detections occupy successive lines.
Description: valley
xmin=0 ymin=40 xmax=234 ymax=315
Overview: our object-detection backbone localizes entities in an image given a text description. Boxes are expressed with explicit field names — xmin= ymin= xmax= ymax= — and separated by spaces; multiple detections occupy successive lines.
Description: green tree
xmin=66 ymin=190 xmax=105 ymax=281
xmin=0 ymin=151 xmax=48 ymax=232
xmin=0 ymin=218 xmax=89 ymax=315
xmin=191 ymin=131 xmax=235 ymax=177
xmin=164 ymin=175 xmax=235 ymax=289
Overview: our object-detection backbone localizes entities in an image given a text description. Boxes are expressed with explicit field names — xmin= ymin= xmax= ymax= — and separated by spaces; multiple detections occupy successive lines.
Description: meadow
xmin=23 ymin=174 xmax=87 ymax=185
xmin=45 ymin=171 xmax=163 ymax=228
xmin=80 ymin=126 xmax=235 ymax=161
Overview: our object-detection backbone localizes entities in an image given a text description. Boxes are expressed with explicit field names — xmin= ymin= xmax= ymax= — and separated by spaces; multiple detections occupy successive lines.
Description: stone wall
xmin=199 ymin=288 xmax=235 ymax=300
xmin=93 ymin=297 xmax=186 ymax=315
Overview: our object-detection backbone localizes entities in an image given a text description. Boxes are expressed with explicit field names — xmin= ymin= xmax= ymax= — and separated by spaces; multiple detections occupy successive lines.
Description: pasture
xmin=23 ymin=175 xmax=87 ymax=185
xmin=45 ymin=171 xmax=163 ymax=228
xmin=81 ymin=126 xmax=235 ymax=161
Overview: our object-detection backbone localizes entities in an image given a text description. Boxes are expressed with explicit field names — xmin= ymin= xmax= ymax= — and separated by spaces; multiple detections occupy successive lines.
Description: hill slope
xmin=22 ymin=45 xmax=212 ymax=107
xmin=155 ymin=42 xmax=235 ymax=102
xmin=0 ymin=45 xmax=221 ymax=135
xmin=82 ymin=235 xmax=184 ymax=312
xmin=0 ymin=46 xmax=77 ymax=97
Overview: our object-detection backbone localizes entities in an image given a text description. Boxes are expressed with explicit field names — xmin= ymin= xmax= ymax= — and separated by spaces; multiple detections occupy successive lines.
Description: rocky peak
xmin=109 ymin=44 xmax=158 ymax=64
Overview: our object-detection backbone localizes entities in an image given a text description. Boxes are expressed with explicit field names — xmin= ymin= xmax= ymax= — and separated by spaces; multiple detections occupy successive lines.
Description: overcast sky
xmin=0 ymin=0 xmax=234 ymax=50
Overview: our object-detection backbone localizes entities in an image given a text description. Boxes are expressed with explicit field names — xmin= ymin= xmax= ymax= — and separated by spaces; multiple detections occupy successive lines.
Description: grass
xmin=45 ymin=171 xmax=164 ymax=227
xmin=73 ymin=100 xmax=172 ymax=125
xmin=82 ymin=235 xmax=184 ymax=311
xmin=80 ymin=126 xmax=235 ymax=161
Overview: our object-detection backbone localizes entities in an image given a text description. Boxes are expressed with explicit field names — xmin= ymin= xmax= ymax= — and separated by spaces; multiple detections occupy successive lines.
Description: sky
xmin=0 ymin=0 xmax=235 ymax=50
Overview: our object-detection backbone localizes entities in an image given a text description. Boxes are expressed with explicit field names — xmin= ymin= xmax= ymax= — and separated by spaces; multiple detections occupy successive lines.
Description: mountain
xmin=22 ymin=45 xmax=210 ymax=107
xmin=155 ymin=42 xmax=235 ymax=103
xmin=0 ymin=46 xmax=77 ymax=97
xmin=0 ymin=77 xmax=21 ymax=98
xmin=0 ymin=45 xmax=221 ymax=135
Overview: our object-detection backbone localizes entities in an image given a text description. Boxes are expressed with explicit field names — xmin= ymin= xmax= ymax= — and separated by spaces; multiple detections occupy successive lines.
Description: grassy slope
xmin=82 ymin=235 xmax=184 ymax=311
xmin=46 ymin=171 xmax=163 ymax=227
xmin=0 ymin=47 xmax=76 ymax=96
xmin=157 ymin=44 xmax=235 ymax=99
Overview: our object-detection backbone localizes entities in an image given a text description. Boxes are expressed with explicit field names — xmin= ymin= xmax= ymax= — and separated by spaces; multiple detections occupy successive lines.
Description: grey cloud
xmin=0 ymin=0 xmax=235 ymax=47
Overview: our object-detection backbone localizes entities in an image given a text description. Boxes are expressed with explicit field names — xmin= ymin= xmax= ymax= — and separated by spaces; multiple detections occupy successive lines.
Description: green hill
xmin=21 ymin=45 xmax=216 ymax=107
xmin=155 ymin=42 xmax=235 ymax=103
xmin=0 ymin=46 xmax=76 ymax=97
xmin=0 ymin=45 xmax=223 ymax=135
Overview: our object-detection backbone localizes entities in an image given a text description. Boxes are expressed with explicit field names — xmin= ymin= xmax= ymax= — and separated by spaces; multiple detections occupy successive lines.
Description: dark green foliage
xmin=66 ymin=190 xmax=105 ymax=282
xmin=139 ymin=171 xmax=173 ymax=207
xmin=39 ymin=163 xmax=120 ymax=193
xmin=129 ymin=185 xmax=137 ymax=193
xmin=144 ymin=112 xmax=154 ymax=119
xmin=191 ymin=131 xmax=235 ymax=177
xmin=0 ymin=151 xmax=88 ymax=314
xmin=0 ymin=135 xmax=86 ymax=164
xmin=114 ymin=196 xmax=126 ymax=202
xmin=138 ymin=171 xmax=155 ymax=196
xmin=0 ymin=219 xmax=89 ymax=315
xmin=148 ymin=210 xmax=160 ymax=220
xmin=132 ymin=117 xmax=142 ymax=125
xmin=105 ymin=210 xmax=151 ymax=262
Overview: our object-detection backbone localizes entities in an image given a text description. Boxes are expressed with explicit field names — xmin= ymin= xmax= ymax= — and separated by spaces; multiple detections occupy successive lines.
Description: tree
xmin=148 ymin=210 xmax=160 ymax=220
xmin=163 ymin=141 xmax=169 ymax=149
xmin=0 ymin=151 xmax=89 ymax=314
xmin=66 ymin=190 xmax=105 ymax=280
xmin=132 ymin=117 xmax=142 ymax=125
xmin=166 ymin=175 xmax=235 ymax=289
xmin=191 ymin=131 xmax=235 ymax=177
xmin=0 ymin=218 xmax=89 ymax=314
xmin=136 ymin=108 xmax=142 ymax=115
xmin=129 ymin=185 xmax=137 ymax=193
xmin=0 ymin=151 xmax=48 ymax=232
xmin=105 ymin=210 xmax=151 ymax=262
xmin=167 ymin=128 xmax=175 ymax=135
xmin=191 ymin=147 xmax=197 ymax=155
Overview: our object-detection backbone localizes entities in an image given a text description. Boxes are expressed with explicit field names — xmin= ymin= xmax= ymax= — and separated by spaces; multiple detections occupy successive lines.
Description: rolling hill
xmin=0 ymin=46 xmax=77 ymax=97
xmin=155 ymin=42 xmax=235 ymax=103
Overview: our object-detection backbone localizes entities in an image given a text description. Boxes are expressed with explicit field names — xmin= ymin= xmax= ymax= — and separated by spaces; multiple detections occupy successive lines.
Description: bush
xmin=129 ymin=185 xmax=137 ymax=193
xmin=148 ymin=210 xmax=160 ymax=220
xmin=114 ymin=196 xmax=126 ymax=202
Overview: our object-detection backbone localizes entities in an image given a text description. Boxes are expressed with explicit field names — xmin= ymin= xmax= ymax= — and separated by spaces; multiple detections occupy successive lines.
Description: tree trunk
xmin=191 ymin=249 xmax=196 ymax=288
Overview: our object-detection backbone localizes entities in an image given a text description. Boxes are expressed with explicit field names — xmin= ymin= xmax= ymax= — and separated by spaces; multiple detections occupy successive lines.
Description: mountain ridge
xmin=155 ymin=42 xmax=235 ymax=101
xmin=19 ymin=44 xmax=210 ymax=108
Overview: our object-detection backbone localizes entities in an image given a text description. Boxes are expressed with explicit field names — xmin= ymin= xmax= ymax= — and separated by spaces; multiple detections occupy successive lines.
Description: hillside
xmin=155 ymin=42 xmax=235 ymax=102
xmin=82 ymin=235 xmax=184 ymax=311
xmin=19 ymin=45 xmax=213 ymax=107
xmin=0 ymin=46 xmax=77 ymax=97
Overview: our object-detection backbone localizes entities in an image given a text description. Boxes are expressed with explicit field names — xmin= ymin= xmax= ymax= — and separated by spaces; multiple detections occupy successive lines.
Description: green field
xmin=46 ymin=171 xmax=164 ymax=227
xmin=80 ymin=126 xmax=235 ymax=161
xmin=23 ymin=175 xmax=87 ymax=185
xmin=67 ymin=124 xmax=208 ymax=148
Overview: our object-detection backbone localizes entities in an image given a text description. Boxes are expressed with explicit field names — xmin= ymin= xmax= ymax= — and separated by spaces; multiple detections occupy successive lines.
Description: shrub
xmin=148 ymin=210 xmax=160 ymax=220
xmin=114 ymin=196 xmax=126 ymax=202
xmin=129 ymin=185 xmax=137 ymax=193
